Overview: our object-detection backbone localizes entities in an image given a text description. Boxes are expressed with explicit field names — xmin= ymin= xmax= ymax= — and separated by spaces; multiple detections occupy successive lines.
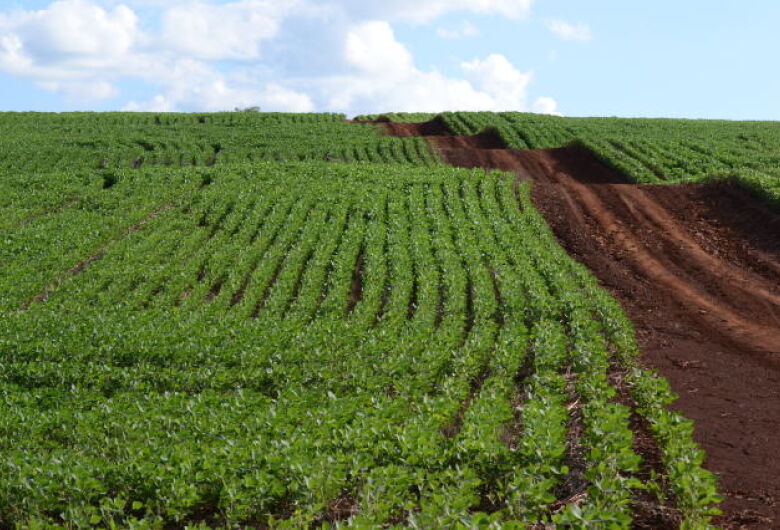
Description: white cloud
xmin=531 ymin=96 xmax=560 ymax=115
xmin=161 ymin=1 xmax=297 ymax=61
xmin=345 ymin=21 xmax=413 ymax=76
xmin=319 ymin=23 xmax=556 ymax=115
xmin=0 ymin=0 xmax=142 ymax=106
xmin=436 ymin=21 xmax=479 ymax=40
xmin=0 ymin=0 xmax=138 ymax=68
xmin=461 ymin=54 xmax=534 ymax=109
xmin=117 ymin=0 xmax=535 ymax=22
xmin=547 ymin=19 xmax=593 ymax=42
xmin=123 ymin=94 xmax=173 ymax=112
xmin=122 ymin=57 xmax=314 ymax=112
xmin=323 ymin=70 xmax=498 ymax=114
xmin=0 ymin=0 xmax=309 ymax=110
xmin=315 ymin=0 xmax=534 ymax=23
xmin=0 ymin=0 xmax=557 ymax=114
xmin=40 ymin=79 xmax=119 ymax=103
xmin=124 ymin=80 xmax=314 ymax=112
xmin=189 ymin=80 xmax=314 ymax=112
xmin=123 ymin=80 xmax=314 ymax=112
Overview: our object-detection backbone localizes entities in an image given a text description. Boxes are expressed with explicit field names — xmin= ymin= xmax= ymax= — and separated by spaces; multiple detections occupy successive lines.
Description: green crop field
xmin=0 ymin=112 xmax=728 ymax=528
xmin=0 ymin=113 xmax=438 ymax=172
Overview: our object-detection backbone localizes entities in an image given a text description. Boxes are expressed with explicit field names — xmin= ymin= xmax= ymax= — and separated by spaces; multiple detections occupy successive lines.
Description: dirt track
xmin=380 ymin=120 xmax=780 ymax=529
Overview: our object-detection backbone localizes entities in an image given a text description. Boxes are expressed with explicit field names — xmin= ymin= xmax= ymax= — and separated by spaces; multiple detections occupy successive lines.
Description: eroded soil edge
xmin=376 ymin=119 xmax=780 ymax=529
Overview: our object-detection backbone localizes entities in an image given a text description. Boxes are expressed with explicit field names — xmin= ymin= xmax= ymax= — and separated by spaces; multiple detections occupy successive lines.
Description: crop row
xmin=0 ymin=161 xmax=719 ymax=527
xmin=352 ymin=113 xmax=437 ymax=123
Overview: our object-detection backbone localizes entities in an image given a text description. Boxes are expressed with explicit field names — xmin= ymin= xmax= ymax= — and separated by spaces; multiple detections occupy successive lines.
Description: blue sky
xmin=0 ymin=0 xmax=778 ymax=119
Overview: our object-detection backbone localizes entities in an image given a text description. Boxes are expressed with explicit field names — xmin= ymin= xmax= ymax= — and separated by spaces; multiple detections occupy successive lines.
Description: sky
xmin=0 ymin=0 xmax=778 ymax=119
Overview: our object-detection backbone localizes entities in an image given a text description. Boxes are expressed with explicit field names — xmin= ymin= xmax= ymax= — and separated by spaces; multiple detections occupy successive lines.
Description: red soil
xmin=380 ymin=120 xmax=780 ymax=529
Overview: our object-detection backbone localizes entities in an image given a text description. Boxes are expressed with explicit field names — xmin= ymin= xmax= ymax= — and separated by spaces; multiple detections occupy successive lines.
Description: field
xmin=1 ymin=111 xmax=778 ymax=528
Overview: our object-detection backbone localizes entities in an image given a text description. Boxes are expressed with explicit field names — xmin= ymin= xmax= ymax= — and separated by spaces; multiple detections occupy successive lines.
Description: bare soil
xmin=378 ymin=120 xmax=780 ymax=529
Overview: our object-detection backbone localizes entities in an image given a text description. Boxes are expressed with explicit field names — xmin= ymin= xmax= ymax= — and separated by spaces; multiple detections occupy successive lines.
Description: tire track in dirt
xmin=558 ymin=175 xmax=780 ymax=359
xmin=374 ymin=119 xmax=780 ymax=529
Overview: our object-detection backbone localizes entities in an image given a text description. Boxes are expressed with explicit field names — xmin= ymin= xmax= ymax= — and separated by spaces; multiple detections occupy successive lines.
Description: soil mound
xmin=377 ymin=116 xmax=451 ymax=137
xmin=432 ymin=127 xmax=506 ymax=149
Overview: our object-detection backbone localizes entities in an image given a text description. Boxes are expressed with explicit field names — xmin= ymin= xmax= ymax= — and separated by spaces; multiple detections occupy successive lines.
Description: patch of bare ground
xmin=347 ymin=245 xmax=364 ymax=313
xmin=313 ymin=493 xmax=360 ymax=527
xmin=205 ymin=278 xmax=223 ymax=302
xmin=550 ymin=371 xmax=588 ymax=517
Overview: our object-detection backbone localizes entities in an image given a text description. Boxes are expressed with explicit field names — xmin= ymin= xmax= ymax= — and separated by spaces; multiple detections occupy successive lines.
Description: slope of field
xmin=0 ymin=112 xmax=437 ymax=171
xmin=1 ymin=153 xmax=720 ymax=527
xmin=378 ymin=119 xmax=780 ymax=528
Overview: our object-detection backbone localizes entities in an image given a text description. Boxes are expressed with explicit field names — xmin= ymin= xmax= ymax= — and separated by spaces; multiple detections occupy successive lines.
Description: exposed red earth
xmin=377 ymin=119 xmax=780 ymax=529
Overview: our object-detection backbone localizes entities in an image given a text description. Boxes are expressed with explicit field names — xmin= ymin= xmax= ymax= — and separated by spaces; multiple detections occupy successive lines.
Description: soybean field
xmin=7 ymin=110 xmax=778 ymax=528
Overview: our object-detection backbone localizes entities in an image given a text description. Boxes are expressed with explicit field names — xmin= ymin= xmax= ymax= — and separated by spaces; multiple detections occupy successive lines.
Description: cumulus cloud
xmin=547 ymin=19 xmax=593 ymax=42
xmin=16 ymin=0 xmax=137 ymax=61
xmin=461 ymin=54 xmax=534 ymax=108
xmin=125 ymin=82 xmax=314 ymax=112
xmin=0 ymin=0 xmax=310 ymax=110
xmin=41 ymin=79 xmax=119 ymax=103
xmin=0 ymin=0 xmax=558 ymax=114
xmin=531 ymin=96 xmax=560 ymax=115
xmin=318 ymin=22 xmax=557 ymax=115
xmin=0 ymin=0 xmax=138 ymax=74
xmin=461 ymin=54 xmax=559 ymax=114
xmin=0 ymin=0 xmax=142 ymax=106
xmin=183 ymin=80 xmax=314 ymax=112
xmin=123 ymin=94 xmax=172 ymax=112
xmin=120 ymin=0 xmax=535 ymax=22
xmin=334 ymin=0 xmax=535 ymax=23
xmin=121 ymin=56 xmax=314 ymax=112
xmin=161 ymin=1 xmax=298 ymax=61
xmin=436 ymin=21 xmax=479 ymax=40
xmin=345 ymin=21 xmax=413 ymax=76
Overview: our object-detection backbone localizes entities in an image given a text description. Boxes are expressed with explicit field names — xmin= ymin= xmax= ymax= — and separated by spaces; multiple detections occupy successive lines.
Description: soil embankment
xmin=377 ymin=119 xmax=780 ymax=529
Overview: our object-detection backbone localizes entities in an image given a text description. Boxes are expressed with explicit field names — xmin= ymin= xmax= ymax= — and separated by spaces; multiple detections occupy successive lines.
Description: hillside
xmin=373 ymin=115 xmax=780 ymax=529
xmin=2 ymin=112 xmax=778 ymax=528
